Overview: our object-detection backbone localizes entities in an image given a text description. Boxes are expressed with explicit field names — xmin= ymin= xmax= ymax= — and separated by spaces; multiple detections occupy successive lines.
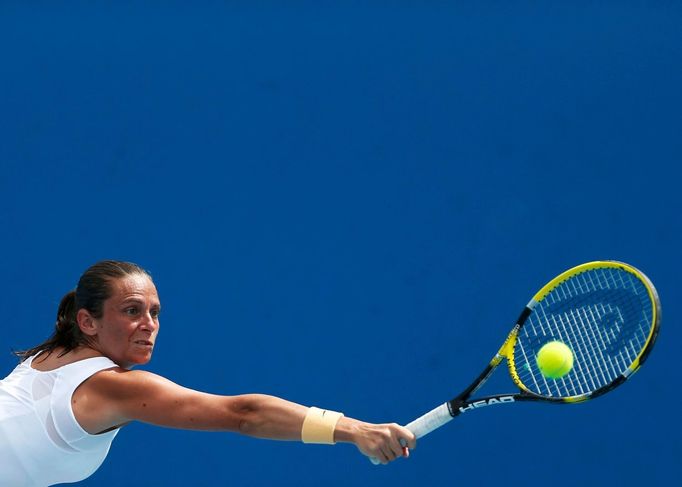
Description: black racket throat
xmin=447 ymin=393 xmax=534 ymax=417
xmin=444 ymin=359 xmax=539 ymax=418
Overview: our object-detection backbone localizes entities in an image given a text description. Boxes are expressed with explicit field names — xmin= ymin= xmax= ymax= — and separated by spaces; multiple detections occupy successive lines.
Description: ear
xmin=77 ymin=309 xmax=98 ymax=337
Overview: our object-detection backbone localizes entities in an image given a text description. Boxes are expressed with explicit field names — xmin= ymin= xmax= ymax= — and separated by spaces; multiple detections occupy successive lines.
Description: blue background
xmin=1 ymin=2 xmax=680 ymax=486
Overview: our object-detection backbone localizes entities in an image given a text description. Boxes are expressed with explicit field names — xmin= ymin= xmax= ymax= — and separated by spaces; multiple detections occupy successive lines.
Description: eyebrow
xmin=119 ymin=297 xmax=161 ymax=308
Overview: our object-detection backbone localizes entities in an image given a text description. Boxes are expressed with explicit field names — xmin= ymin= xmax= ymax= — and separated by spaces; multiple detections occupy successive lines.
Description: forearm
xmin=231 ymin=395 xmax=369 ymax=447
xmin=231 ymin=395 xmax=414 ymax=463
xmin=231 ymin=394 xmax=309 ymax=440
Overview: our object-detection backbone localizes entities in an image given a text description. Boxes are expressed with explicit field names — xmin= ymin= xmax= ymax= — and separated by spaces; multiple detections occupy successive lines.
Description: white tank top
xmin=0 ymin=353 xmax=120 ymax=486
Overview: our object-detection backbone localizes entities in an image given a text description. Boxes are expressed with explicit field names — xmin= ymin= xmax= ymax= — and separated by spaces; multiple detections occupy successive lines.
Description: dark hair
xmin=14 ymin=260 xmax=152 ymax=361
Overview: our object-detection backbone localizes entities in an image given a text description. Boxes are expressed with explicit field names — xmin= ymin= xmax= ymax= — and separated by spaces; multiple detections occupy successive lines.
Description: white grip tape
xmin=369 ymin=403 xmax=452 ymax=465
xmin=404 ymin=403 xmax=453 ymax=438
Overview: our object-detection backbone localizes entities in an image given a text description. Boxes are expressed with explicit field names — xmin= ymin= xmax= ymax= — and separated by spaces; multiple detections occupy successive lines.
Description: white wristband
xmin=301 ymin=407 xmax=344 ymax=444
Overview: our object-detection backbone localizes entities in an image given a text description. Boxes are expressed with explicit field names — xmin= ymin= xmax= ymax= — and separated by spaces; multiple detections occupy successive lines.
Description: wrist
xmin=301 ymin=407 xmax=344 ymax=444
xmin=332 ymin=416 xmax=362 ymax=444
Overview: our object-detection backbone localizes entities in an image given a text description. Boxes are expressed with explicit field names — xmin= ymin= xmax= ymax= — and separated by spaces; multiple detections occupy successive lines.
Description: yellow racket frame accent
xmin=497 ymin=261 xmax=660 ymax=402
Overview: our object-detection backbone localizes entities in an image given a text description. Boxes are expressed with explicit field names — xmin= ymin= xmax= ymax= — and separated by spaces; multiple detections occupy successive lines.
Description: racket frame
xmin=408 ymin=261 xmax=660 ymax=439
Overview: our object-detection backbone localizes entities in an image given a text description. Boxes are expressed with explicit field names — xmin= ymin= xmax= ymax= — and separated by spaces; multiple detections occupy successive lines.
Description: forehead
xmin=109 ymin=274 xmax=159 ymax=302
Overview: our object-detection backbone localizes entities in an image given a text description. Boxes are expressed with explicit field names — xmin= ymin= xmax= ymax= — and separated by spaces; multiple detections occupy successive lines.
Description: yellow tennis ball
xmin=536 ymin=341 xmax=574 ymax=379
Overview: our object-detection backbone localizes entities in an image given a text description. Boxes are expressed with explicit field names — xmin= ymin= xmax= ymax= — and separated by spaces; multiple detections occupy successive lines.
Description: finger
xmin=399 ymin=438 xmax=410 ymax=458
xmin=401 ymin=429 xmax=417 ymax=449
xmin=382 ymin=446 xmax=398 ymax=462
xmin=388 ymin=439 xmax=404 ymax=460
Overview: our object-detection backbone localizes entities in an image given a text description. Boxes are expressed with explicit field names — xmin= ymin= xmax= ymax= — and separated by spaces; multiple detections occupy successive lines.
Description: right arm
xmin=73 ymin=368 xmax=415 ymax=463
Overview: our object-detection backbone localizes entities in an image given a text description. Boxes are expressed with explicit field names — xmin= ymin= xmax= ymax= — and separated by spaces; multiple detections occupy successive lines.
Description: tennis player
xmin=0 ymin=260 xmax=415 ymax=486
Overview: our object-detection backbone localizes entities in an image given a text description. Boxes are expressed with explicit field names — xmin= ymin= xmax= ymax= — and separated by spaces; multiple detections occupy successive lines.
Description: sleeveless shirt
xmin=0 ymin=354 xmax=120 ymax=486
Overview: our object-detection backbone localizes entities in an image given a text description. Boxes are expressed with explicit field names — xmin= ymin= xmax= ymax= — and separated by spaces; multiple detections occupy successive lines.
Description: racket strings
xmin=514 ymin=267 xmax=654 ymax=398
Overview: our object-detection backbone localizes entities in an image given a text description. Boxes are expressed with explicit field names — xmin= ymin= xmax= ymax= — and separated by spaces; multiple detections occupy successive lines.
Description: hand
xmin=335 ymin=418 xmax=416 ymax=464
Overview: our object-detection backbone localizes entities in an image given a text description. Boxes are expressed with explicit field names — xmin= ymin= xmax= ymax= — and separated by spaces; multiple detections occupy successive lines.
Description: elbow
xmin=228 ymin=395 xmax=265 ymax=435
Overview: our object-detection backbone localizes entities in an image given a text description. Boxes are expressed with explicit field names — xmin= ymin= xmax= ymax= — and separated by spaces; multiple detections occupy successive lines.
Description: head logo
xmin=459 ymin=396 xmax=515 ymax=413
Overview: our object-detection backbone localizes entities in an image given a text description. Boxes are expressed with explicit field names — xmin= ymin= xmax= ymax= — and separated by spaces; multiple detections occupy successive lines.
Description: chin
xmin=118 ymin=353 xmax=153 ymax=369
xmin=133 ymin=353 xmax=153 ymax=366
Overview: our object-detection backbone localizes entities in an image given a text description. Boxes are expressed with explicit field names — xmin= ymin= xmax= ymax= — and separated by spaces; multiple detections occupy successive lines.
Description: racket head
xmin=505 ymin=261 xmax=660 ymax=402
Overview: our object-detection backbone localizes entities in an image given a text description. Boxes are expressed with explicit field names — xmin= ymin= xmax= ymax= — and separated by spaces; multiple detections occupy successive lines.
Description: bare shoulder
xmin=73 ymin=367 xmax=237 ymax=432
xmin=82 ymin=367 xmax=178 ymax=399
xmin=74 ymin=367 xmax=206 ymax=433
xmin=87 ymin=366 xmax=154 ymax=384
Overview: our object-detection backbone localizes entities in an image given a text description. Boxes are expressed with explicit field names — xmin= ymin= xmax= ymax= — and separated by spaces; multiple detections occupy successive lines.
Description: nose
xmin=140 ymin=311 xmax=159 ymax=332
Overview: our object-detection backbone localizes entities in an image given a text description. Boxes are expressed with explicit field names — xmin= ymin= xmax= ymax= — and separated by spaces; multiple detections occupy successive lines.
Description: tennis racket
xmin=371 ymin=261 xmax=660 ymax=464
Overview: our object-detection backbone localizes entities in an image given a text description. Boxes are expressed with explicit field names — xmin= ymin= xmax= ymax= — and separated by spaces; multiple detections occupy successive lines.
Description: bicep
xmin=92 ymin=369 xmax=246 ymax=431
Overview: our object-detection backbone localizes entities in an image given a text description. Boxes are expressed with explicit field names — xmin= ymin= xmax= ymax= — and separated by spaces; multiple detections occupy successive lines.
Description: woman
xmin=0 ymin=261 xmax=415 ymax=486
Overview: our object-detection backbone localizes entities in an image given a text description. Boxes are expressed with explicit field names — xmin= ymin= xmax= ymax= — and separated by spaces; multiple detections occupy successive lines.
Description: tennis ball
xmin=536 ymin=341 xmax=574 ymax=379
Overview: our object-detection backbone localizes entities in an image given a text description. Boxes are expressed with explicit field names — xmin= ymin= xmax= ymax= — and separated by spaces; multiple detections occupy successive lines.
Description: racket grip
xmin=369 ymin=403 xmax=452 ymax=465
xmin=405 ymin=402 xmax=453 ymax=438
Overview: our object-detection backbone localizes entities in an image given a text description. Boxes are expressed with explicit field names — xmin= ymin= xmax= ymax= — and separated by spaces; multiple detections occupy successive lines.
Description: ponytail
xmin=54 ymin=290 xmax=86 ymax=351
xmin=14 ymin=290 xmax=91 ymax=361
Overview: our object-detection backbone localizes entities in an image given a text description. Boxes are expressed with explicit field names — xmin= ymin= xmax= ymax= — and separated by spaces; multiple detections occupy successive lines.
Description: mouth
xmin=133 ymin=340 xmax=154 ymax=347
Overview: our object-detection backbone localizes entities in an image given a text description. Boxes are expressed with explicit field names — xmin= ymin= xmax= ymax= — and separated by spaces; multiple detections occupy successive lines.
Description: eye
xmin=125 ymin=307 xmax=139 ymax=316
xmin=151 ymin=308 xmax=161 ymax=319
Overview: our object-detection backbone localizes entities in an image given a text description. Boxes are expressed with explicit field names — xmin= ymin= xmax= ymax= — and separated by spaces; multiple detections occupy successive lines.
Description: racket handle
xmin=404 ymin=402 xmax=453 ymax=438
xmin=369 ymin=403 xmax=452 ymax=465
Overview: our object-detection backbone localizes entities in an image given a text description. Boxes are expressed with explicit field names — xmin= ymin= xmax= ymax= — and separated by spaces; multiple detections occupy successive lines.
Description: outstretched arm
xmin=74 ymin=368 xmax=415 ymax=464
